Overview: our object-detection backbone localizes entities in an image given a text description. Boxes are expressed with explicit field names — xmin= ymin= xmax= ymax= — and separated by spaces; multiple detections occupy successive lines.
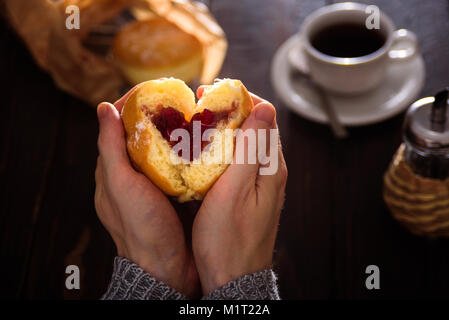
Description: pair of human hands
xmin=94 ymin=85 xmax=287 ymax=298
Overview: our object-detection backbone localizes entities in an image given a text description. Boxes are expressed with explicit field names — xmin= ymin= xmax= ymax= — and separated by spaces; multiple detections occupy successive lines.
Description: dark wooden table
xmin=1 ymin=0 xmax=448 ymax=299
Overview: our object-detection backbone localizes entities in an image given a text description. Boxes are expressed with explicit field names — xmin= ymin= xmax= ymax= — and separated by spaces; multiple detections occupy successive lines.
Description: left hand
xmin=94 ymin=88 xmax=200 ymax=298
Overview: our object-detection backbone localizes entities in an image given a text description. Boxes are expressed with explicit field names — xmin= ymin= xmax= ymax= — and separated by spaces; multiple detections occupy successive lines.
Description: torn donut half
xmin=121 ymin=78 xmax=253 ymax=202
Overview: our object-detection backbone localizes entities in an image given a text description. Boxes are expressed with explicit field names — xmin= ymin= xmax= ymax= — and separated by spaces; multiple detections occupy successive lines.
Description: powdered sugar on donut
xmin=136 ymin=121 xmax=145 ymax=131
xmin=132 ymin=121 xmax=147 ymax=147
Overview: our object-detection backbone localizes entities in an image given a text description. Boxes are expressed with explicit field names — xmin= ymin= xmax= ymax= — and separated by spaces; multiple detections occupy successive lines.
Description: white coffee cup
xmin=288 ymin=2 xmax=419 ymax=95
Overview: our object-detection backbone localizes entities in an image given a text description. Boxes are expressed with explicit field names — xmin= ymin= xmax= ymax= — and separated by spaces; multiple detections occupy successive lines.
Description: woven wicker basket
xmin=383 ymin=144 xmax=449 ymax=237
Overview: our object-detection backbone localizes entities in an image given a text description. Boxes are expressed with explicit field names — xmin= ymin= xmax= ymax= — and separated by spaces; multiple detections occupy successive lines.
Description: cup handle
xmin=389 ymin=29 xmax=418 ymax=61
xmin=288 ymin=35 xmax=310 ymax=74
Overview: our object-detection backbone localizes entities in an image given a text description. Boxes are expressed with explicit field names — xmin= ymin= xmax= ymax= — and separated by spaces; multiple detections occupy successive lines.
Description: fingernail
xmin=255 ymin=103 xmax=275 ymax=126
xmin=97 ymin=102 xmax=111 ymax=119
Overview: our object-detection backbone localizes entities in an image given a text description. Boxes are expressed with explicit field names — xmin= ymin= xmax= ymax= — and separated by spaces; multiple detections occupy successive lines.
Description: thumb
xmin=97 ymin=102 xmax=129 ymax=173
xmin=223 ymin=102 xmax=276 ymax=184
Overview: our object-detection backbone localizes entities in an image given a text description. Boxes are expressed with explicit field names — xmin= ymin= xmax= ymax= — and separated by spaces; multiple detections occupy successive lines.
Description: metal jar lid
xmin=403 ymin=89 xmax=449 ymax=154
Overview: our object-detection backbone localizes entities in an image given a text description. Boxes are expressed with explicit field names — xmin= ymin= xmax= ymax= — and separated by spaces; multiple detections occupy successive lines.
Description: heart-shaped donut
xmin=121 ymin=78 xmax=253 ymax=202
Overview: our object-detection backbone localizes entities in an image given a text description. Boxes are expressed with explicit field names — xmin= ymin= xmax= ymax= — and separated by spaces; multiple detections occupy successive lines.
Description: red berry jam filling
xmin=145 ymin=103 xmax=237 ymax=161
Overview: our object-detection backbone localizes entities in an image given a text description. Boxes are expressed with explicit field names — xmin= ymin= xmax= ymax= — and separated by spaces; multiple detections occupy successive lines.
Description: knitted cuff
xmin=101 ymin=257 xmax=186 ymax=300
xmin=202 ymin=270 xmax=281 ymax=300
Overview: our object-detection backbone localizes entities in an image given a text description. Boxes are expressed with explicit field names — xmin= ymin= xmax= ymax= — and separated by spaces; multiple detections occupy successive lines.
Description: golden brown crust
xmin=121 ymin=86 xmax=185 ymax=197
xmin=121 ymin=78 xmax=254 ymax=201
xmin=113 ymin=18 xmax=203 ymax=68
xmin=235 ymin=81 xmax=253 ymax=125
xmin=192 ymin=80 xmax=253 ymax=196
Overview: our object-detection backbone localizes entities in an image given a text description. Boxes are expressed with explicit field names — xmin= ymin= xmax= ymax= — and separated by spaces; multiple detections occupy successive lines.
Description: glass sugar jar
xmin=403 ymin=89 xmax=449 ymax=180
xmin=383 ymin=88 xmax=449 ymax=238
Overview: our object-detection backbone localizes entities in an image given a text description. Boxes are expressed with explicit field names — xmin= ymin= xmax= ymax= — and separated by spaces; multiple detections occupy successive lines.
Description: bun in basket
xmin=113 ymin=18 xmax=203 ymax=84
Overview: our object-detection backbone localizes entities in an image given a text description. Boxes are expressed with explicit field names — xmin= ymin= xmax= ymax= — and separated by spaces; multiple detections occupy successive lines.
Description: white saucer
xmin=271 ymin=35 xmax=426 ymax=126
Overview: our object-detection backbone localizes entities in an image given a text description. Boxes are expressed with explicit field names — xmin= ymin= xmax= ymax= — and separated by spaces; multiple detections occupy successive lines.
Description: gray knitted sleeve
xmin=101 ymin=257 xmax=186 ymax=300
xmin=102 ymin=257 xmax=280 ymax=300
xmin=202 ymin=270 xmax=280 ymax=300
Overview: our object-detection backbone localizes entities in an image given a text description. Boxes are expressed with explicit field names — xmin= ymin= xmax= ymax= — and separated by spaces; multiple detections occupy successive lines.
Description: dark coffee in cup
xmin=290 ymin=2 xmax=418 ymax=94
xmin=310 ymin=23 xmax=386 ymax=58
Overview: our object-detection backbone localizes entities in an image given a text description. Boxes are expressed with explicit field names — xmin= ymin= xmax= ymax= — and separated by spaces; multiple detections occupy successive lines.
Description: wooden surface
xmin=1 ymin=0 xmax=449 ymax=299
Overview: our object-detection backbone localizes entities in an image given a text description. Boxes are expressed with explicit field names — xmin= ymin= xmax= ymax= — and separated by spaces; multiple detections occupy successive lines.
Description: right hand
xmin=95 ymin=88 xmax=200 ymax=298
xmin=192 ymin=89 xmax=288 ymax=295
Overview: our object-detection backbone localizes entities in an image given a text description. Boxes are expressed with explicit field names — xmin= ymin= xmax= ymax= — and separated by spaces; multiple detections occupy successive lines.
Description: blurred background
xmin=0 ymin=0 xmax=448 ymax=299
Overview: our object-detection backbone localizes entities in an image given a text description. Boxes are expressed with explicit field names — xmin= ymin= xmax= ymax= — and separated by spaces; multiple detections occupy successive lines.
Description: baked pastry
xmin=113 ymin=17 xmax=203 ymax=85
xmin=121 ymin=78 xmax=253 ymax=202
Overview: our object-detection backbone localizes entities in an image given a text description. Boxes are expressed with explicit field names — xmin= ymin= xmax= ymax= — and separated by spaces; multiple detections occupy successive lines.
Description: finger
xmin=222 ymin=102 xmax=276 ymax=185
xmin=94 ymin=157 xmax=107 ymax=221
xmin=257 ymin=132 xmax=288 ymax=197
xmin=95 ymin=156 xmax=103 ymax=185
xmin=97 ymin=102 xmax=130 ymax=175
xmin=249 ymin=92 xmax=267 ymax=106
xmin=112 ymin=83 xmax=144 ymax=113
